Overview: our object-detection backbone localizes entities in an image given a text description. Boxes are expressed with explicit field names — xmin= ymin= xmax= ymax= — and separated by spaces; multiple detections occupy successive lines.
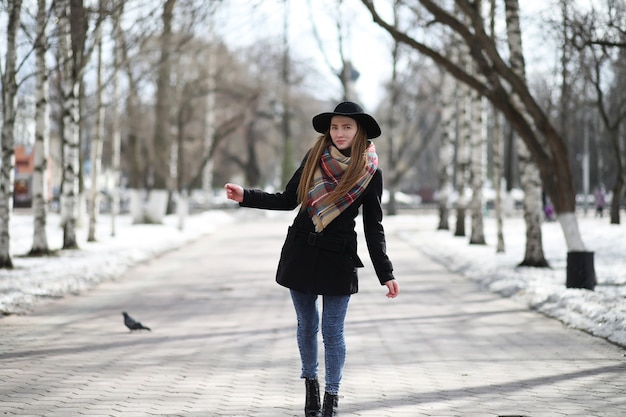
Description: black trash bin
xmin=566 ymin=251 xmax=596 ymax=290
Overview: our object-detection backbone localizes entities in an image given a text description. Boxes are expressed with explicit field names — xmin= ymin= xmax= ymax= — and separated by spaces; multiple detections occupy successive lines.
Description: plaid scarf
xmin=307 ymin=143 xmax=378 ymax=232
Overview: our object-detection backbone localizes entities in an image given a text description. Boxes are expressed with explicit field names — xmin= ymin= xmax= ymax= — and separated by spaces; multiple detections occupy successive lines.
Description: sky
xmin=1 ymin=206 xmax=625 ymax=348
xmin=212 ymin=0 xmax=559 ymax=111
xmin=214 ymin=0 xmax=397 ymax=110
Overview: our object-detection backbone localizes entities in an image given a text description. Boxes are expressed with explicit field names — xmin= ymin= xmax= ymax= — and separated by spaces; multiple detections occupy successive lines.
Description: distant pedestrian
xmin=225 ymin=101 xmax=399 ymax=417
xmin=594 ymin=187 xmax=606 ymax=218
xmin=542 ymin=191 xmax=555 ymax=222
xmin=544 ymin=202 xmax=555 ymax=221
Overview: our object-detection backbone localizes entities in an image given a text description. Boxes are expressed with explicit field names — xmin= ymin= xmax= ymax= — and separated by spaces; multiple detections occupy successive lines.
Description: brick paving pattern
xmin=0 ymin=212 xmax=624 ymax=416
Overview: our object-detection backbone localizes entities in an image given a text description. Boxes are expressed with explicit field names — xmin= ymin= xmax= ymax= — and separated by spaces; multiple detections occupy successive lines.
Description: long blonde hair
xmin=297 ymin=126 xmax=370 ymax=208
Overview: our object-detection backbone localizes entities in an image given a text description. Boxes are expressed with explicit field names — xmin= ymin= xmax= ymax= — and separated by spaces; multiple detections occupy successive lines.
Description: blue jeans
xmin=290 ymin=289 xmax=351 ymax=395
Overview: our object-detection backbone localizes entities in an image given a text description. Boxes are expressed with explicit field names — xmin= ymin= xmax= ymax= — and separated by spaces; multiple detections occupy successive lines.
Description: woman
xmin=225 ymin=101 xmax=399 ymax=417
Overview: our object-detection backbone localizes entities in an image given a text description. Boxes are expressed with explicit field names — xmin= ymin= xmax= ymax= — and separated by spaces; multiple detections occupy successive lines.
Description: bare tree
xmin=489 ymin=0 xmax=504 ymax=253
xmin=87 ymin=0 xmax=106 ymax=242
xmin=29 ymin=0 xmax=52 ymax=255
xmin=383 ymin=1 xmax=402 ymax=216
xmin=361 ymin=0 xmax=595 ymax=286
xmin=307 ymin=0 xmax=359 ymax=101
xmin=56 ymin=0 xmax=81 ymax=249
xmin=0 ymin=0 xmax=23 ymax=268
xmin=492 ymin=109 xmax=505 ymax=253
xmin=468 ymin=29 xmax=486 ymax=245
xmin=454 ymin=27 xmax=471 ymax=238
xmin=505 ymin=0 xmax=548 ymax=266
xmin=378 ymin=55 xmax=440 ymax=216
xmin=570 ymin=0 xmax=626 ymax=224
xmin=279 ymin=0 xmax=295 ymax=188
xmin=55 ymin=0 xmax=106 ymax=248
xmin=110 ymin=0 xmax=123 ymax=237
xmin=437 ymin=67 xmax=456 ymax=230
xmin=144 ymin=0 xmax=177 ymax=223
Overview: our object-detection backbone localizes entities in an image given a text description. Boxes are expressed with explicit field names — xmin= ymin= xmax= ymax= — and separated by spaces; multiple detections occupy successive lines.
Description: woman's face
xmin=329 ymin=115 xmax=358 ymax=151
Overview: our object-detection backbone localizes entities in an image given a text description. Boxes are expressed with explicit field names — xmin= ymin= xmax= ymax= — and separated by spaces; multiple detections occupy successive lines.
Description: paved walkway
xmin=0 ymin=211 xmax=624 ymax=417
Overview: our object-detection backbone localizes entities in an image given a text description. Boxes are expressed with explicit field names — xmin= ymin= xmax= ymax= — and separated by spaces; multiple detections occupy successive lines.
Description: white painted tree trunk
xmin=145 ymin=190 xmax=168 ymax=224
xmin=129 ymin=189 xmax=144 ymax=224
xmin=177 ymin=191 xmax=188 ymax=231
xmin=30 ymin=0 xmax=50 ymax=255
xmin=0 ymin=0 xmax=22 ymax=268
xmin=557 ymin=213 xmax=586 ymax=251
xmin=129 ymin=189 xmax=168 ymax=224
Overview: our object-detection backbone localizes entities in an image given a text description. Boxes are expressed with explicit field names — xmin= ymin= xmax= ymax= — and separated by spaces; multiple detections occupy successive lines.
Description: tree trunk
xmin=202 ymin=16 xmax=216 ymax=204
xmin=0 ymin=0 xmax=23 ymax=268
xmin=244 ymin=119 xmax=261 ymax=187
xmin=30 ymin=0 xmax=51 ymax=256
xmin=492 ymin=109 xmax=505 ymax=252
xmin=386 ymin=29 xmax=401 ymax=216
xmin=361 ymin=0 xmax=593 ymax=286
xmin=437 ymin=70 xmax=455 ymax=230
xmin=454 ymin=38 xmax=471 ymax=237
xmin=469 ymin=75 xmax=486 ymax=245
xmin=361 ymin=0 xmax=581 ymax=222
xmin=110 ymin=0 xmax=123 ymax=236
xmin=87 ymin=14 xmax=105 ymax=242
xmin=610 ymin=175 xmax=624 ymax=225
xmin=152 ymin=0 xmax=177 ymax=191
xmin=280 ymin=0 xmax=294 ymax=189
xmin=608 ymin=127 xmax=624 ymax=224
xmin=119 ymin=18 xmax=144 ymax=191
xmin=505 ymin=0 xmax=548 ymax=266
xmin=489 ymin=0 xmax=504 ymax=253
xmin=57 ymin=0 xmax=80 ymax=249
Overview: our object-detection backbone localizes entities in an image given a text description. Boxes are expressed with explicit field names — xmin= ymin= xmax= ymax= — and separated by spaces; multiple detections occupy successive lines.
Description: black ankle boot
xmin=304 ymin=378 xmax=322 ymax=417
xmin=321 ymin=392 xmax=338 ymax=417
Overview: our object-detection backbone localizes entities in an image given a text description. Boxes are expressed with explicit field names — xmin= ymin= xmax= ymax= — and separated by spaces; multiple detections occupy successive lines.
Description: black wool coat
xmin=240 ymin=154 xmax=395 ymax=296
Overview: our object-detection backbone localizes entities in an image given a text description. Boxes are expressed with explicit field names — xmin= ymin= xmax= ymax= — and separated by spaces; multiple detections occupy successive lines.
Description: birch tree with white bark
xmin=505 ymin=0 xmax=549 ymax=266
xmin=468 ymin=48 xmax=487 ymax=245
xmin=87 ymin=0 xmax=106 ymax=242
xmin=461 ymin=0 xmax=487 ymax=246
xmin=56 ymin=0 xmax=81 ymax=249
xmin=55 ymin=0 xmax=106 ymax=247
xmin=0 ymin=0 xmax=23 ymax=268
xmin=110 ymin=0 xmax=123 ymax=236
xmin=489 ymin=0 xmax=504 ymax=252
xmin=454 ymin=33 xmax=471 ymax=238
xmin=361 ymin=0 xmax=595 ymax=286
xmin=29 ymin=0 xmax=52 ymax=255
xmin=437 ymin=66 xmax=456 ymax=231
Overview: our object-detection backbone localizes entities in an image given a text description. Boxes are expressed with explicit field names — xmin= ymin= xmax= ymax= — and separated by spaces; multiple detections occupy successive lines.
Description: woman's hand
xmin=224 ymin=183 xmax=244 ymax=203
xmin=384 ymin=279 xmax=399 ymax=298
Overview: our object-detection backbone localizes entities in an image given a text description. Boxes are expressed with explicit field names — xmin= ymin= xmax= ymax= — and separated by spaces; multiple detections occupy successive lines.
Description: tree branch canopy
xmin=360 ymin=0 xmax=577 ymax=214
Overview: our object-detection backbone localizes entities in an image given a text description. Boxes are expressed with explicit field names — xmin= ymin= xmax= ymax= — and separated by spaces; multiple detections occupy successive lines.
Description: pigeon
xmin=122 ymin=311 xmax=151 ymax=332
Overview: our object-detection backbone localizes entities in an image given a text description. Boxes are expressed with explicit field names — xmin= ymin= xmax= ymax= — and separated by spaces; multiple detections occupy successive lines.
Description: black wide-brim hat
xmin=312 ymin=101 xmax=381 ymax=139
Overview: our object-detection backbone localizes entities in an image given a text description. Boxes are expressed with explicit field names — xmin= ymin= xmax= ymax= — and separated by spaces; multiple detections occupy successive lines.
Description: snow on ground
xmin=0 ymin=209 xmax=235 ymax=315
xmin=1 ymin=207 xmax=625 ymax=349
xmin=390 ymin=212 xmax=626 ymax=348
